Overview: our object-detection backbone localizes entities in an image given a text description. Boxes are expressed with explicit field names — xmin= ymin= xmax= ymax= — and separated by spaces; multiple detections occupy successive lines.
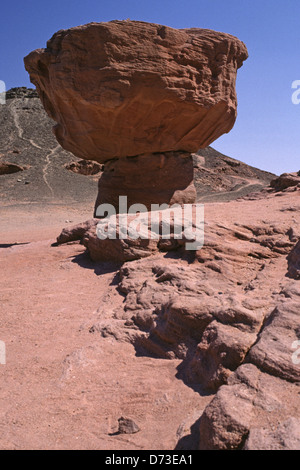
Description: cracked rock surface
xmin=55 ymin=186 xmax=300 ymax=450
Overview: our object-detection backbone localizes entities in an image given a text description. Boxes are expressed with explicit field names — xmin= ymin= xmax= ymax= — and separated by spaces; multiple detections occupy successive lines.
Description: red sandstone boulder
xmin=24 ymin=20 xmax=248 ymax=163
xmin=199 ymin=363 xmax=300 ymax=450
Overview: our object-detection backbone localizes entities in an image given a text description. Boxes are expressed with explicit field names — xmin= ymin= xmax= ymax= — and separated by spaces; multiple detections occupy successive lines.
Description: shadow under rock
xmin=174 ymin=415 xmax=203 ymax=451
xmin=162 ymin=247 xmax=197 ymax=264
xmin=133 ymin=338 xmax=212 ymax=397
xmin=0 ymin=242 xmax=30 ymax=248
xmin=70 ymin=249 xmax=123 ymax=280
xmin=175 ymin=351 xmax=213 ymax=397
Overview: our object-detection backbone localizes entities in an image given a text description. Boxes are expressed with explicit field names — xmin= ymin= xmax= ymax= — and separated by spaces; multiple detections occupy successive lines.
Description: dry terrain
xmin=0 ymin=88 xmax=299 ymax=450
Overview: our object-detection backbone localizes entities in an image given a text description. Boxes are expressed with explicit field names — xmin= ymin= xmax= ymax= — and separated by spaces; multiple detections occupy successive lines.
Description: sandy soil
xmin=0 ymin=202 xmax=211 ymax=450
xmin=1 ymin=189 xmax=299 ymax=450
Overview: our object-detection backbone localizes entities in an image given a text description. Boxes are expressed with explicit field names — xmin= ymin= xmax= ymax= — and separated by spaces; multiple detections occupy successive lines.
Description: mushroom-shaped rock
xmin=24 ymin=20 xmax=247 ymax=210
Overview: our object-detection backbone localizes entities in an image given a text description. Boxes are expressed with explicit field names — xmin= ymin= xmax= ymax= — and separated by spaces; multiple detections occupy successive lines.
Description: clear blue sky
xmin=1 ymin=0 xmax=300 ymax=175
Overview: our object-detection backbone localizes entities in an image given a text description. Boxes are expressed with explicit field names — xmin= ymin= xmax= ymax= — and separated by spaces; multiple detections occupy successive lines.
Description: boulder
xmin=248 ymin=285 xmax=300 ymax=383
xmin=244 ymin=418 xmax=300 ymax=450
xmin=270 ymin=172 xmax=300 ymax=191
xmin=198 ymin=363 xmax=300 ymax=450
xmin=0 ymin=162 xmax=24 ymax=175
xmin=24 ymin=20 xmax=248 ymax=163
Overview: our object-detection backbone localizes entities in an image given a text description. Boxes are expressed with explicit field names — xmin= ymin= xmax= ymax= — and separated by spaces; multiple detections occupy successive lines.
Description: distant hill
xmin=0 ymin=87 xmax=276 ymax=207
xmin=194 ymin=147 xmax=276 ymax=202
xmin=0 ymin=87 xmax=99 ymax=207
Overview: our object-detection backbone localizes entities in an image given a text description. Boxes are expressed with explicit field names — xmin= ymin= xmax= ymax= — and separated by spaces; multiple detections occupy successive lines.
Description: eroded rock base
xmin=94 ymin=151 xmax=196 ymax=215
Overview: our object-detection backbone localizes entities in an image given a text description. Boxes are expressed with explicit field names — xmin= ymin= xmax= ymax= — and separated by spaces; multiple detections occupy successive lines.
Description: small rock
xmin=117 ymin=417 xmax=140 ymax=434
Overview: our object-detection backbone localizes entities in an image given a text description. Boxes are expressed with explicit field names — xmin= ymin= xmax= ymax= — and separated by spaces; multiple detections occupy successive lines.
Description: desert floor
xmin=1 ymin=189 xmax=299 ymax=450
xmin=0 ymin=201 xmax=211 ymax=450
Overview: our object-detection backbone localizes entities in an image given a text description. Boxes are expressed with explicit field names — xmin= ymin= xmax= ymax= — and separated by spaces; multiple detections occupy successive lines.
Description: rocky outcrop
xmin=247 ymin=284 xmax=300 ymax=383
xmin=56 ymin=203 xmax=203 ymax=262
xmin=65 ymin=160 xmax=103 ymax=176
xmin=270 ymin=172 xmax=300 ymax=191
xmin=56 ymin=219 xmax=98 ymax=245
xmin=6 ymin=87 xmax=38 ymax=99
xmin=198 ymin=363 xmax=300 ymax=450
xmin=244 ymin=417 xmax=300 ymax=450
xmin=73 ymin=214 xmax=298 ymax=389
xmin=54 ymin=182 xmax=300 ymax=451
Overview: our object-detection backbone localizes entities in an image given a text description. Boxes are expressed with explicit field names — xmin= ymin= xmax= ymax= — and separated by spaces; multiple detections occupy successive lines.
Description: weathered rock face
xmin=65 ymin=160 xmax=103 ymax=176
xmin=288 ymin=240 xmax=300 ymax=279
xmin=198 ymin=363 xmax=300 ymax=450
xmin=270 ymin=172 xmax=300 ymax=192
xmin=56 ymin=202 xmax=203 ymax=262
xmin=94 ymin=151 xmax=196 ymax=213
xmin=57 ymin=206 xmax=300 ymax=391
xmin=24 ymin=20 xmax=248 ymax=163
xmin=53 ymin=172 xmax=300 ymax=450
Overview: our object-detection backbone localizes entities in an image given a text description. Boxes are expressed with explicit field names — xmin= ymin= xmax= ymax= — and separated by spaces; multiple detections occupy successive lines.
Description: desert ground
xmin=0 ymin=86 xmax=299 ymax=451
xmin=1 ymin=189 xmax=300 ymax=450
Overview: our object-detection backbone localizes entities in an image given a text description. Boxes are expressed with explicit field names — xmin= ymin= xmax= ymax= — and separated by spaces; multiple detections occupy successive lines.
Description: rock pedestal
xmin=94 ymin=151 xmax=196 ymax=215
